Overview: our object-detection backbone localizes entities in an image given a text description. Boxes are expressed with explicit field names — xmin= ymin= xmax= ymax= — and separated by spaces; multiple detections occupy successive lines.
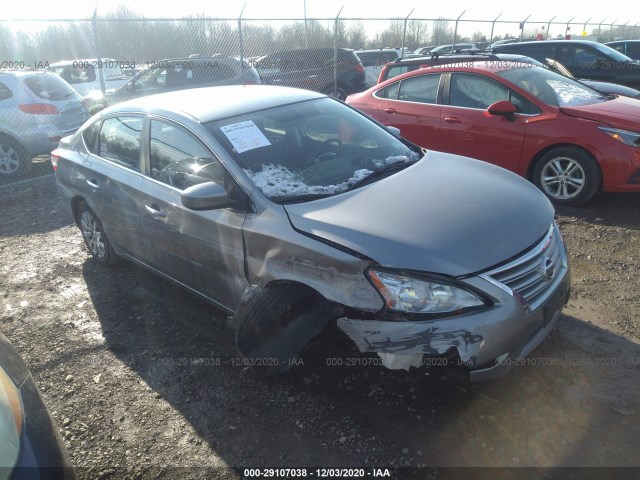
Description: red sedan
xmin=346 ymin=61 xmax=640 ymax=205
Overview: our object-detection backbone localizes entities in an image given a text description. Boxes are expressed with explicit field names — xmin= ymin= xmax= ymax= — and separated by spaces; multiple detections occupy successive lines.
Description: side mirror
xmin=127 ymin=81 xmax=135 ymax=91
xmin=387 ymin=125 xmax=401 ymax=137
xmin=181 ymin=181 xmax=230 ymax=210
xmin=487 ymin=100 xmax=517 ymax=121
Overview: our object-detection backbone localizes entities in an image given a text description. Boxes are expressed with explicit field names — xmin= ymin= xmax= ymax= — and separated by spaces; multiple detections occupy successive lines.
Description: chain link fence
xmin=1 ymin=13 xmax=639 ymax=184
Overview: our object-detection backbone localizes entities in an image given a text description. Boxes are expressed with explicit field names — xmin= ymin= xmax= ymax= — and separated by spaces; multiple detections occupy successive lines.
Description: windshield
xmin=593 ymin=43 xmax=635 ymax=62
xmin=497 ymin=66 xmax=608 ymax=107
xmin=206 ymin=98 xmax=421 ymax=202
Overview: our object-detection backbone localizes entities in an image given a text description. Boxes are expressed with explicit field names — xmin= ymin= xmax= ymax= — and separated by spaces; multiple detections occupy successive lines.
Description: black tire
xmin=322 ymin=86 xmax=348 ymax=101
xmin=76 ymin=201 xmax=117 ymax=266
xmin=234 ymin=283 xmax=336 ymax=376
xmin=0 ymin=137 xmax=31 ymax=179
xmin=533 ymin=147 xmax=601 ymax=206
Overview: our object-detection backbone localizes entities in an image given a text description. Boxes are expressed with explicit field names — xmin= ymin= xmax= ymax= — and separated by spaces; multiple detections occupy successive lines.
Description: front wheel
xmin=77 ymin=202 xmax=117 ymax=265
xmin=533 ymin=147 xmax=601 ymax=206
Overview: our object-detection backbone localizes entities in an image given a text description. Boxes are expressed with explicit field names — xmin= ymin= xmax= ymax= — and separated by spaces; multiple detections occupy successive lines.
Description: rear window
xmin=53 ymin=65 xmax=97 ymax=85
xmin=0 ymin=82 xmax=12 ymax=101
xmin=357 ymin=51 xmax=398 ymax=67
xmin=23 ymin=74 xmax=77 ymax=101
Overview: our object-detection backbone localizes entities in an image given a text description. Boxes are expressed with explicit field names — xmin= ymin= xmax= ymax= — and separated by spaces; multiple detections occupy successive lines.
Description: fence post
xmin=91 ymin=0 xmax=106 ymax=96
xmin=453 ymin=10 xmax=466 ymax=48
xmin=304 ymin=0 xmax=308 ymax=49
xmin=609 ymin=20 xmax=617 ymax=42
xmin=545 ymin=16 xmax=556 ymax=40
xmin=333 ymin=6 xmax=343 ymax=98
xmin=402 ymin=9 xmax=414 ymax=56
xmin=519 ymin=14 xmax=531 ymax=41
xmin=597 ymin=18 xmax=606 ymax=40
xmin=238 ymin=4 xmax=245 ymax=65
xmin=489 ymin=13 xmax=502 ymax=44
xmin=565 ymin=16 xmax=574 ymax=39
xmin=620 ymin=21 xmax=629 ymax=40
xmin=582 ymin=18 xmax=591 ymax=38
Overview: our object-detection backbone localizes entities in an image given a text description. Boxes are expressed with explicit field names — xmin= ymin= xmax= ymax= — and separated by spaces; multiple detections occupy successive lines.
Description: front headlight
xmin=367 ymin=270 xmax=486 ymax=315
xmin=598 ymin=126 xmax=640 ymax=147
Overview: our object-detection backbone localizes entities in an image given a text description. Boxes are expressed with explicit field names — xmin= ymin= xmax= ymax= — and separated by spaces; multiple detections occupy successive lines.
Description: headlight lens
xmin=367 ymin=270 xmax=485 ymax=314
xmin=598 ymin=126 xmax=640 ymax=147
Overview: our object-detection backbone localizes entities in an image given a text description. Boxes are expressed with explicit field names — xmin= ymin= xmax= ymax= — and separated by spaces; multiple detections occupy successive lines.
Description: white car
xmin=50 ymin=58 xmax=130 ymax=113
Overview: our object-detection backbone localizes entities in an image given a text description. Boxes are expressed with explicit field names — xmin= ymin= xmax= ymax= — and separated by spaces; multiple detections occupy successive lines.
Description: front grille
xmin=482 ymin=223 xmax=567 ymax=311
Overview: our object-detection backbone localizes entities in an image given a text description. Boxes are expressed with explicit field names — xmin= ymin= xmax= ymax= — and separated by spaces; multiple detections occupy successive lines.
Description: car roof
xmin=385 ymin=59 xmax=538 ymax=82
xmin=99 ymin=85 xmax=325 ymax=123
xmin=496 ymin=39 xmax=602 ymax=47
xmin=0 ymin=69 xmax=58 ymax=78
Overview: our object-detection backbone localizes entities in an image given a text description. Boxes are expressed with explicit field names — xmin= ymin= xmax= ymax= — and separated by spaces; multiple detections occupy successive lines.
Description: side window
xmin=83 ymin=121 xmax=102 ymax=155
xmin=450 ymin=73 xmax=509 ymax=109
xmin=561 ymin=46 xmax=605 ymax=67
xmin=99 ymin=117 xmax=143 ymax=170
xmin=65 ymin=65 xmax=97 ymax=85
xmin=135 ymin=68 xmax=167 ymax=89
xmin=398 ymin=74 xmax=440 ymax=104
xmin=508 ymin=90 xmax=541 ymax=115
xmin=376 ymin=82 xmax=400 ymax=99
xmin=628 ymin=44 xmax=640 ymax=59
xmin=609 ymin=43 xmax=625 ymax=54
xmin=190 ymin=63 xmax=236 ymax=84
xmin=0 ymin=82 xmax=12 ymax=101
xmin=149 ymin=120 xmax=226 ymax=190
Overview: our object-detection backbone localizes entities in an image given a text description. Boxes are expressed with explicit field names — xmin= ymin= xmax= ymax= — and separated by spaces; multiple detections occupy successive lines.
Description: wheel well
xmin=70 ymin=196 xmax=87 ymax=225
xmin=527 ymin=143 xmax=602 ymax=187
xmin=0 ymin=133 xmax=26 ymax=154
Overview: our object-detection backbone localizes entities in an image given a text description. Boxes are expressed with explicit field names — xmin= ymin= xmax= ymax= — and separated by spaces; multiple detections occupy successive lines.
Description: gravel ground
xmin=0 ymin=175 xmax=639 ymax=479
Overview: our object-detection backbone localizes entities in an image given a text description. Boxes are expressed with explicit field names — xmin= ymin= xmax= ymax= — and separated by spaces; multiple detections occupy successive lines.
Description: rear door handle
xmin=444 ymin=116 xmax=462 ymax=124
xmin=384 ymin=108 xmax=397 ymax=114
xmin=144 ymin=204 xmax=167 ymax=220
xmin=86 ymin=179 xmax=100 ymax=190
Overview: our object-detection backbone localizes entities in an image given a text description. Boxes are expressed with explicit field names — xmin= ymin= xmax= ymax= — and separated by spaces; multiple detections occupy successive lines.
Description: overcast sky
xmin=3 ymin=0 xmax=636 ymax=39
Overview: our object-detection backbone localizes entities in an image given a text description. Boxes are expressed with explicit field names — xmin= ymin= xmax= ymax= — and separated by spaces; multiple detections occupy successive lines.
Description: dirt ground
xmin=1 ymin=171 xmax=639 ymax=479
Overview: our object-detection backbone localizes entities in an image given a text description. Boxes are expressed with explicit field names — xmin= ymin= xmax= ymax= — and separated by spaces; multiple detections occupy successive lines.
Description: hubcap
xmin=0 ymin=144 xmax=20 ymax=175
xmin=540 ymin=157 xmax=586 ymax=200
xmin=80 ymin=211 xmax=106 ymax=259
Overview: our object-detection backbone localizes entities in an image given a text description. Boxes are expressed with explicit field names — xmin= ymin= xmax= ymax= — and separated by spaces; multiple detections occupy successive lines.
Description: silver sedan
xmin=52 ymin=85 xmax=570 ymax=384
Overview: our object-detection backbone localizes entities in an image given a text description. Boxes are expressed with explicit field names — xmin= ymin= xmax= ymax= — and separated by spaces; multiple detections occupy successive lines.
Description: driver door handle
xmin=444 ymin=116 xmax=462 ymax=124
xmin=144 ymin=204 xmax=167 ymax=220
xmin=384 ymin=108 xmax=397 ymax=114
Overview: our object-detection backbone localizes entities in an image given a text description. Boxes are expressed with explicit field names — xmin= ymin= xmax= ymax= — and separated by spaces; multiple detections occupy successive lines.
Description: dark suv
xmin=493 ymin=40 xmax=640 ymax=89
xmin=253 ymin=48 xmax=365 ymax=100
xmin=106 ymin=55 xmax=261 ymax=106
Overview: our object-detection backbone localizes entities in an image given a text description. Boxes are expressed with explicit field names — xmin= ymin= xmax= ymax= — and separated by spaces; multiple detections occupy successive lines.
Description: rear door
xmin=77 ymin=115 xmax=149 ymax=260
xmin=137 ymin=119 xmax=248 ymax=311
xmin=439 ymin=72 xmax=529 ymax=171
xmin=375 ymin=73 xmax=443 ymax=149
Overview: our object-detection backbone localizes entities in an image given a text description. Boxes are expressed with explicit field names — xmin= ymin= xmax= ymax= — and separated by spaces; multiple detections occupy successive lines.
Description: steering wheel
xmin=310 ymin=138 xmax=342 ymax=163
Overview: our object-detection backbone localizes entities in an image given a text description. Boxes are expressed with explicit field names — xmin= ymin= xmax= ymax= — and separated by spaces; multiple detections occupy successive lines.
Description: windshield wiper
xmin=345 ymin=160 xmax=415 ymax=192
xmin=273 ymin=192 xmax=336 ymax=204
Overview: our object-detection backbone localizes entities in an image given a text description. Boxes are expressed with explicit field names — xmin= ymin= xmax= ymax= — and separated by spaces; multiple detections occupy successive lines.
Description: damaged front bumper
xmin=337 ymin=264 xmax=571 ymax=383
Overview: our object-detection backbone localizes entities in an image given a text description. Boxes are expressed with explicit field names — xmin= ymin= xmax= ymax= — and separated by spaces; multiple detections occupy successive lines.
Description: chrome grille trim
xmin=480 ymin=223 xmax=567 ymax=311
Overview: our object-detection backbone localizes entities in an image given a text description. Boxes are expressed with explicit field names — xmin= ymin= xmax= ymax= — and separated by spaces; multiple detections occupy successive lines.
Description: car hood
xmin=579 ymin=79 xmax=640 ymax=99
xmin=284 ymin=151 xmax=554 ymax=277
xmin=560 ymin=96 xmax=640 ymax=130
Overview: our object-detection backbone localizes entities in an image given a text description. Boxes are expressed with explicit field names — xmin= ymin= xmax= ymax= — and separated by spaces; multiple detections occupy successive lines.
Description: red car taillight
xmin=51 ymin=151 xmax=60 ymax=171
xmin=19 ymin=103 xmax=59 ymax=114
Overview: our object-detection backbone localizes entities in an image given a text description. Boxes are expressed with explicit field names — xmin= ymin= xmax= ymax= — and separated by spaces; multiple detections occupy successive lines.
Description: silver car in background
xmin=0 ymin=70 xmax=89 ymax=178
xmin=52 ymin=85 xmax=570 ymax=384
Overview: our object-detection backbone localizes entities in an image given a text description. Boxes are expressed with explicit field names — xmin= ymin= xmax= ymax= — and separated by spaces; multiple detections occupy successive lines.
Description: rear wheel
xmin=0 ymin=137 xmax=31 ymax=178
xmin=533 ymin=147 xmax=601 ymax=206
xmin=77 ymin=202 xmax=117 ymax=266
